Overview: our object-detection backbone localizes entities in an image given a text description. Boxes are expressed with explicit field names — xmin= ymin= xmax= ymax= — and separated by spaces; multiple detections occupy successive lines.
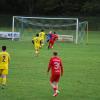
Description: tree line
xmin=0 ymin=0 xmax=100 ymax=16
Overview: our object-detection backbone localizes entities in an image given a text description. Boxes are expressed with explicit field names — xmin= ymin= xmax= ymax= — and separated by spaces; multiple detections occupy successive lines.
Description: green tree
xmin=82 ymin=0 xmax=100 ymax=15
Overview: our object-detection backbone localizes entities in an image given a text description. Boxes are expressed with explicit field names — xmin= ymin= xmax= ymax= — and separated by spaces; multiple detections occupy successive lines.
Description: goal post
xmin=78 ymin=21 xmax=88 ymax=44
xmin=12 ymin=16 xmax=88 ymax=44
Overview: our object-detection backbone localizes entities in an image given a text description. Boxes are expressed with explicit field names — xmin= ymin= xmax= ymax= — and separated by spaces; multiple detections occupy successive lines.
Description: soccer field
xmin=0 ymin=31 xmax=100 ymax=100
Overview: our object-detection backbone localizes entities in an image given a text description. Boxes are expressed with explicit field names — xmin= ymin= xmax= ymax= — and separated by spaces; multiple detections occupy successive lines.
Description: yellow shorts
xmin=0 ymin=69 xmax=8 ymax=75
xmin=41 ymin=38 xmax=44 ymax=42
xmin=35 ymin=44 xmax=40 ymax=50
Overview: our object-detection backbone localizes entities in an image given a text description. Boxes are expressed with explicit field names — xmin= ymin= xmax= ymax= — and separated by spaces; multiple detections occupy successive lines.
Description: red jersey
xmin=48 ymin=56 xmax=63 ymax=75
xmin=54 ymin=34 xmax=58 ymax=41
xmin=50 ymin=34 xmax=58 ymax=42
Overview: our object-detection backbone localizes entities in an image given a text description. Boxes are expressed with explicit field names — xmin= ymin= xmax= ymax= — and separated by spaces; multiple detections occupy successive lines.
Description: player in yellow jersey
xmin=0 ymin=46 xmax=10 ymax=89
xmin=32 ymin=34 xmax=42 ymax=56
xmin=39 ymin=29 xmax=46 ymax=46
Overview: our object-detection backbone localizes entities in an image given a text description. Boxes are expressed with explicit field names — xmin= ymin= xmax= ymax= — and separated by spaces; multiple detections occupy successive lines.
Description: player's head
xmin=36 ymin=33 xmax=39 ymax=37
xmin=2 ymin=46 xmax=6 ymax=51
xmin=53 ymin=51 xmax=58 ymax=56
xmin=49 ymin=31 xmax=52 ymax=34
xmin=54 ymin=32 xmax=56 ymax=34
xmin=41 ymin=29 xmax=44 ymax=32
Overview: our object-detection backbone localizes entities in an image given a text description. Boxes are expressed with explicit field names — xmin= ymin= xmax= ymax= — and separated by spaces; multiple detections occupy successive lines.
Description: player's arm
xmin=32 ymin=40 xmax=34 ymax=44
xmin=47 ymin=58 xmax=52 ymax=72
xmin=54 ymin=34 xmax=58 ymax=41
xmin=56 ymin=35 xmax=58 ymax=40
xmin=39 ymin=32 xmax=42 ymax=37
xmin=60 ymin=60 xmax=63 ymax=76
xmin=8 ymin=54 xmax=10 ymax=64
xmin=40 ymin=40 xmax=42 ymax=45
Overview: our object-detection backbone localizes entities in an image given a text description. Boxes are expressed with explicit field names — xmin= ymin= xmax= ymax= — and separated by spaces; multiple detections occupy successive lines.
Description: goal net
xmin=12 ymin=16 xmax=88 ymax=44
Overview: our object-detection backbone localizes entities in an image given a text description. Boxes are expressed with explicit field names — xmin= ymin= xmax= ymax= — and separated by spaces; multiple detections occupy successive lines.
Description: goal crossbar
xmin=13 ymin=16 xmax=78 ymax=20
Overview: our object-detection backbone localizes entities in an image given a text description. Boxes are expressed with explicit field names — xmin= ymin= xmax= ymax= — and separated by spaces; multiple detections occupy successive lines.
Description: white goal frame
xmin=12 ymin=16 xmax=88 ymax=44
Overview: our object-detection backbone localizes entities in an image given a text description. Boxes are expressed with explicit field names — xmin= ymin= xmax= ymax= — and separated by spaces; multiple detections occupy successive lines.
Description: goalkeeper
xmin=46 ymin=31 xmax=52 ymax=43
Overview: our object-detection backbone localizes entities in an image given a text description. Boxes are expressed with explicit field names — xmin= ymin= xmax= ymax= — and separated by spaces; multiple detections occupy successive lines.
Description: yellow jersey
xmin=39 ymin=32 xmax=45 ymax=40
xmin=0 ymin=51 xmax=10 ymax=69
xmin=32 ymin=36 xmax=41 ymax=46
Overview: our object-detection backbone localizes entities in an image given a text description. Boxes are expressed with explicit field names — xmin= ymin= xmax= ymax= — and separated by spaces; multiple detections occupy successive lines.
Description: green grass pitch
xmin=0 ymin=31 xmax=100 ymax=100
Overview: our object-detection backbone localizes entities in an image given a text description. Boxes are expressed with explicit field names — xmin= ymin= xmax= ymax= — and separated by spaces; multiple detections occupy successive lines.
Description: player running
xmin=46 ymin=31 xmax=52 ymax=43
xmin=0 ymin=46 xmax=10 ymax=89
xmin=32 ymin=34 xmax=42 ymax=56
xmin=39 ymin=29 xmax=46 ymax=47
xmin=47 ymin=51 xmax=63 ymax=96
xmin=48 ymin=32 xmax=58 ymax=49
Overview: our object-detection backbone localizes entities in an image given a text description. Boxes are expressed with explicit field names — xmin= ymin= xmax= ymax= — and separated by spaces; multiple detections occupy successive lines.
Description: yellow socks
xmin=0 ymin=77 xmax=2 ymax=84
xmin=2 ymin=77 xmax=6 ymax=85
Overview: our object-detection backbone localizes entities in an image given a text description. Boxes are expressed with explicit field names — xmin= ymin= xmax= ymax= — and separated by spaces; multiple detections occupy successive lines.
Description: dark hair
xmin=2 ymin=46 xmax=6 ymax=51
xmin=36 ymin=33 xmax=39 ymax=37
xmin=41 ymin=29 xmax=44 ymax=32
xmin=54 ymin=32 xmax=56 ymax=34
xmin=53 ymin=51 xmax=58 ymax=56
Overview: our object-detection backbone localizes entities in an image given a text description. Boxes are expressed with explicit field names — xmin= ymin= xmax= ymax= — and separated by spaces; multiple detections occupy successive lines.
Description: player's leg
xmin=50 ymin=81 xmax=57 ymax=94
xmin=2 ymin=69 xmax=8 ymax=85
xmin=50 ymin=41 xmax=54 ymax=49
xmin=35 ymin=48 xmax=38 ymax=56
xmin=55 ymin=74 xmax=60 ymax=92
xmin=40 ymin=38 xmax=43 ymax=47
xmin=49 ymin=40 xmax=54 ymax=49
xmin=34 ymin=45 xmax=38 ymax=56
xmin=53 ymin=75 xmax=60 ymax=96
xmin=50 ymin=81 xmax=59 ymax=97
xmin=52 ymin=82 xmax=59 ymax=96
xmin=50 ymin=76 xmax=56 ymax=91
xmin=0 ymin=69 xmax=8 ymax=89
xmin=54 ymin=82 xmax=60 ymax=94
xmin=41 ymin=39 xmax=45 ymax=46
xmin=35 ymin=45 xmax=40 ymax=56
xmin=50 ymin=41 xmax=52 ymax=49
xmin=2 ymin=75 xmax=7 ymax=85
xmin=48 ymin=41 xmax=51 ymax=49
xmin=50 ymin=81 xmax=56 ymax=90
xmin=50 ymin=75 xmax=58 ymax=96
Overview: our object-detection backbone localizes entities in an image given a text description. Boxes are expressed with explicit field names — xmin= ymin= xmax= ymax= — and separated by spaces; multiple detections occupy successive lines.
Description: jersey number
xmin=54 ymin=62 xmax=60 ymax=69
xmin=2 ymin=56 xmax=6 ymax=62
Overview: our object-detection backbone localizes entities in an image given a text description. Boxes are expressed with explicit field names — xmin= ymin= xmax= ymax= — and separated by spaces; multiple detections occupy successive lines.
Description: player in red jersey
xmin=47 ymin=51 xmax=63 ymax=96
xmin=48 ymin=32 xmax=58 ymax=49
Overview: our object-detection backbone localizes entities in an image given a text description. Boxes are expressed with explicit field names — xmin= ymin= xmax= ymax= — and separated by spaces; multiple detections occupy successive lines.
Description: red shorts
xmin=49 ymin=40 xmax=54 ymax=45
xmin=50 ymin=74 xmax=60 ymax=82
